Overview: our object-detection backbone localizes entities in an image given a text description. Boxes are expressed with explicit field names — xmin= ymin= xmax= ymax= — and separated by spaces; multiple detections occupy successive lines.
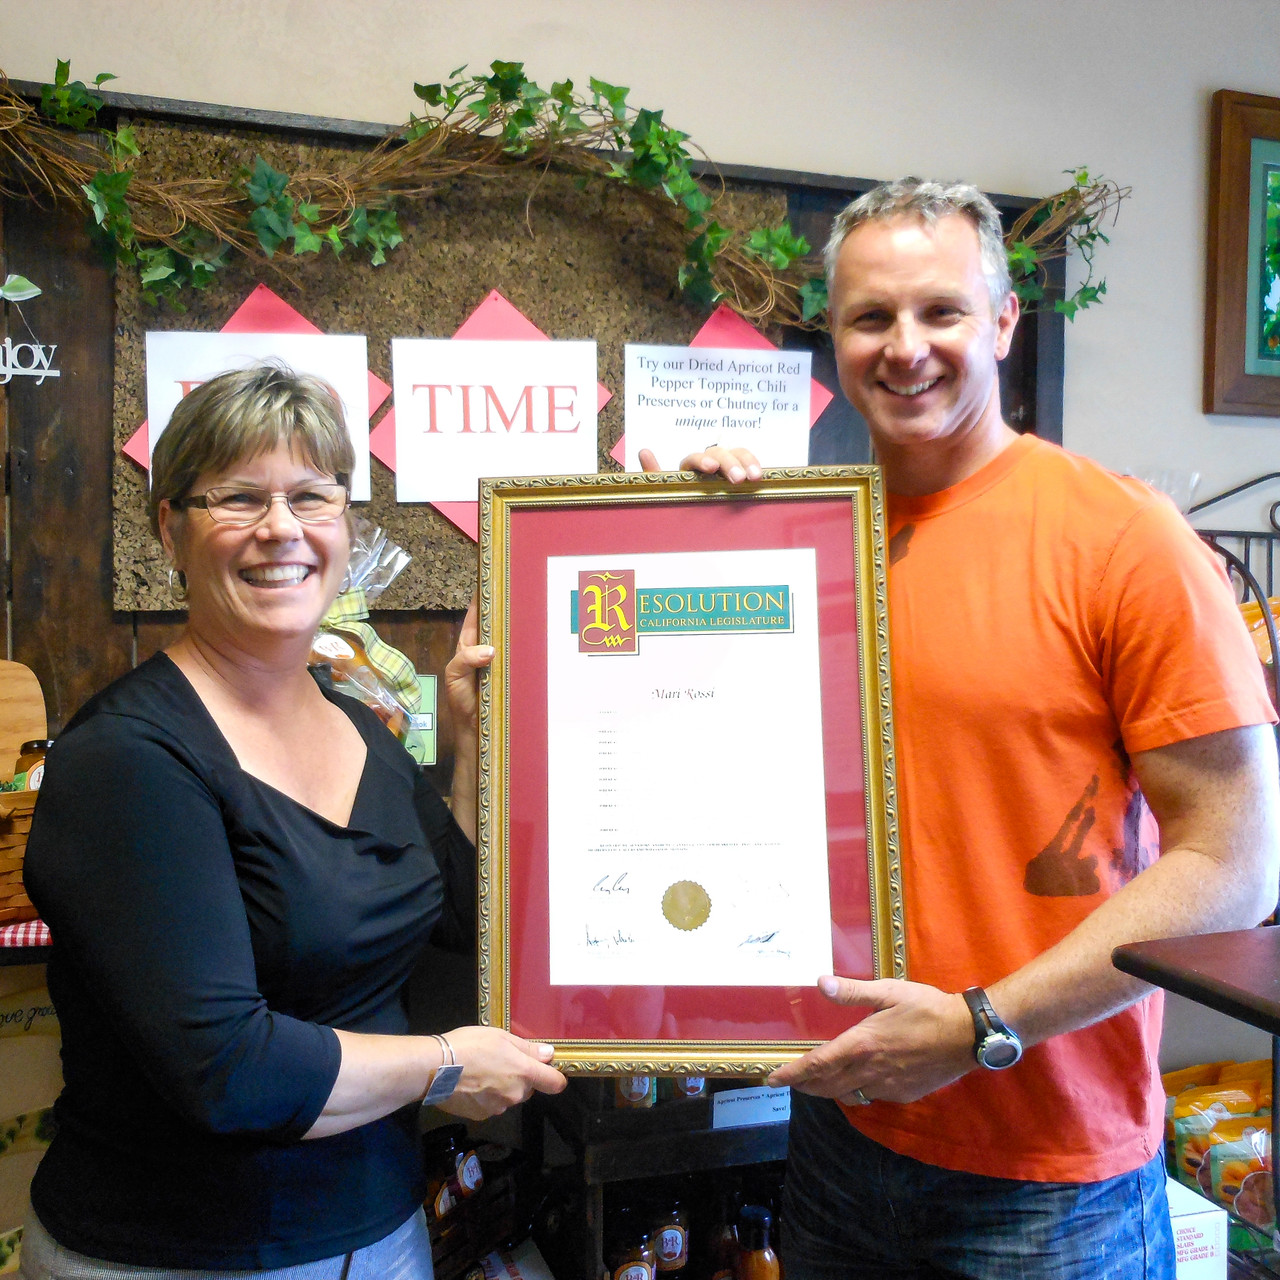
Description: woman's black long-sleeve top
xmin=22 ymin=653 xmax=475 ymax=1268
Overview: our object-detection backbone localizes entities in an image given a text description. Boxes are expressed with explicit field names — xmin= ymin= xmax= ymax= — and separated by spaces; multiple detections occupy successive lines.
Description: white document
xmin=546 ymin=547 xmax=833 ymax=986
xmin=391 ymin=339 xmax=598 ymax=502
xmin=623 ymin=344 xmax=811 ymax=470
xmin=144 ymin=331 xmax=372 ymax=500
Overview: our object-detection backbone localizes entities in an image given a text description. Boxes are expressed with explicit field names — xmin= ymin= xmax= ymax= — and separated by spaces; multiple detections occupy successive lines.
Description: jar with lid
xmin=614 ymin=1074 xmax=657 ymax=1108
xmin=735 ymin=1205 xmax=780 ymax=1280
xmin=673 ymin=1075 xmax=706 ymax=1099
xmin=15 ymin=740 xmax=53 ymax=791
xmin=604 ymin=1206 xmax=655 ymax=1280
xmin=649 ymin=1195 xmax=689 ymax=1277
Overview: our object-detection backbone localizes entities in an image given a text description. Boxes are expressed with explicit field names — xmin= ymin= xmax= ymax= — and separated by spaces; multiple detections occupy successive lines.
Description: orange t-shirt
xmin=844 ymin=434 xmax=1276 ymax=1182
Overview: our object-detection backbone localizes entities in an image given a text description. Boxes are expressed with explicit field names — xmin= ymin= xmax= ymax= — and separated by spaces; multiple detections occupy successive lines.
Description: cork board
xmin=112 ymin=119 xmax=786 ymax=611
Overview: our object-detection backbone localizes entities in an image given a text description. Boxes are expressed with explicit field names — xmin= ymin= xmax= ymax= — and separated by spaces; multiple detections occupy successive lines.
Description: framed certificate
xmin=477 ymin=467 xmax=903 ymax=1074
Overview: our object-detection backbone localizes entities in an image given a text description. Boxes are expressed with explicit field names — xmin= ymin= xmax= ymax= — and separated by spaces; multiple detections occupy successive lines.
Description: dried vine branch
xmin=0 ymin=61 xmax=1127 ymax=328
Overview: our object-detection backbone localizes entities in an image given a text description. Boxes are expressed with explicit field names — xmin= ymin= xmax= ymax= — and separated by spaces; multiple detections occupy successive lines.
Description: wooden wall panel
xmin=2 ymin=197 xmax=134 ymax=731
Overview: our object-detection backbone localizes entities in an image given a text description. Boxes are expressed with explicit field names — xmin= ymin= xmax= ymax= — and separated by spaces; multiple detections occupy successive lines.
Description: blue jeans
xmin=18 ymin=1208 xmax=433 ymax=1280
xmin=781 ymin=1094 xmax=1174 ymax=1280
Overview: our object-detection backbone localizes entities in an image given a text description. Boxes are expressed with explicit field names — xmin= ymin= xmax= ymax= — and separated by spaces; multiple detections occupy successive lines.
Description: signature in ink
xmin=592 ymin=873 xmax=631 ymax=895
xmin=740 ymin=931 xmax=779 ymax=946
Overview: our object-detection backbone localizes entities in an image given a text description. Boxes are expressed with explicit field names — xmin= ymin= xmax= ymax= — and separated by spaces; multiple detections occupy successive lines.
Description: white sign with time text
xmin=390 ymin=339 xmax=598 ymax=503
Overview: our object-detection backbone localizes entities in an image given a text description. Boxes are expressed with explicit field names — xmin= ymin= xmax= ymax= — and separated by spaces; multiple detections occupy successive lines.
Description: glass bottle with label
xmin=422 ymin=1124 xmax=467 ymax=1220
xmin=650 ymin=1195 xmax=689 ymax=1278
xmin=605 ymin=1207 xmax=656 ymax=1280
xmin=705 ymin=1183 xmax=740 ymax=1280
xmin=735 ymin=1205 xmax=780 ymax=1280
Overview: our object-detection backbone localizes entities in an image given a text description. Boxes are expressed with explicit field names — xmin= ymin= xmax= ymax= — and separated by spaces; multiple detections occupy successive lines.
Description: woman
xmin=21 ymin=364 xmax=564 ymax=1277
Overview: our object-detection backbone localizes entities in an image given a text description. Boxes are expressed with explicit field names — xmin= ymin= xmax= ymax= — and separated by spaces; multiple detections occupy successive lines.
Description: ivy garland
xmin=4 ymin=60 xmax=1127 ymax=326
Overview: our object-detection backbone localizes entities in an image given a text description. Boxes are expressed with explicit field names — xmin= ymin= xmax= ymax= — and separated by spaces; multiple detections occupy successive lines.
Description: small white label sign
xmin=624 ymin=344 xmax=811 ymax=470
xmin=711 ymin=1084 xmax=791 ymax=1130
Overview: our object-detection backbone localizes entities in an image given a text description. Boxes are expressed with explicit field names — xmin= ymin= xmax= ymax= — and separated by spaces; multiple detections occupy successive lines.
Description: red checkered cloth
xmin=0 ymin=920 xmax=49 ymax=948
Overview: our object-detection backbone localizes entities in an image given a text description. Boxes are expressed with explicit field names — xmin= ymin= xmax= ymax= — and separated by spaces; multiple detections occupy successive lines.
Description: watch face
xmin=979 ymin=1036 xmax=1021 ymax=1069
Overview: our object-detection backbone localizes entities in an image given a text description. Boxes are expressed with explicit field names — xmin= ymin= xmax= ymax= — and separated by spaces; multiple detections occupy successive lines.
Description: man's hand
xmin=637 ymin=446 xmax=762 ymax=483
xmin=767 ymin=976 xmax=975 ymax=1106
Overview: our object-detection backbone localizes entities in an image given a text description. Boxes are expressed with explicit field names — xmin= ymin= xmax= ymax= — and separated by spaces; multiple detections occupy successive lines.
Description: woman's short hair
xmin=823 ymin=177 xmax=1012 ymax=313
xmin=148 ymin=363 xmax=355 ymax=538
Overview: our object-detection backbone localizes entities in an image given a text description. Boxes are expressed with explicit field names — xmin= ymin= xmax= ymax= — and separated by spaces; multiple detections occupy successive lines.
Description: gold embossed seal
xmin=662 ymin=880 xmax=711 ymax=931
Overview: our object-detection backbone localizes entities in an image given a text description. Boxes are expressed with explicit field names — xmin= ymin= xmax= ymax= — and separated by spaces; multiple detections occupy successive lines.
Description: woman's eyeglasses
xmin=170 ymin=483 xmax=350 ymax=527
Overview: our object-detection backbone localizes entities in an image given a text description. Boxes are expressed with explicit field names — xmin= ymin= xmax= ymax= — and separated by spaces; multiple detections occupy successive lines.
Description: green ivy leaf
xmin=487 ymin=60 xmax=528 ymax=102
xmin=110 ymin=126 xmax=139 ymax=157
xmin=247 ymin=207 xmax=285 ymax=256
xmin=0 ymin=274 xmax=41 ymax=302
xmin=414 ymin=82 xmax=446 ymax=107
xmin=798 ymin=278 xmax=828 ymax=322
xmin=590 ymin=77 xmax=630 ymax=120
xmin=245 ymin=156 xmax=290 ymax=206
xmin=741 ymin=223 xmax=810 ymax=271
xmin=292 ymin=225 xmax=323 ymax=254
xmin=138 ymin=249 xmax=176 ymax=285
xmin=1006 ymin=240 xmax=1039 ymax=276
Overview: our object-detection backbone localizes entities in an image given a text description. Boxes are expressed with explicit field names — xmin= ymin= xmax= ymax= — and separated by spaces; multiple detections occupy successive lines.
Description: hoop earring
xmin=168 ymin=567 xmax=188 ymax=604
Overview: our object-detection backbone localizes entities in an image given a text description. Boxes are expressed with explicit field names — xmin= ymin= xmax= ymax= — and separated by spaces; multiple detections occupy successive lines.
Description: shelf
xmin=534 ymin=1079 xmax=789 ymax=1185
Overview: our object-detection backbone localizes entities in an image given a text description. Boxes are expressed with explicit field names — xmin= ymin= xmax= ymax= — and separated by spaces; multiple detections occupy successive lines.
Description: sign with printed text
xmin=391 ymin=338 xmax=598 ymax=503
xmin=144 ymin=331 xmax=372 ymax=500
xmin=623 ymin=343 xmax=812 ymax=470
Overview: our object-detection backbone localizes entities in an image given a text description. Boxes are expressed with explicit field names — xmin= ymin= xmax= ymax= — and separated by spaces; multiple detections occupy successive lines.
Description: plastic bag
xmin=310 ymin=518 xmax=422 ymax=742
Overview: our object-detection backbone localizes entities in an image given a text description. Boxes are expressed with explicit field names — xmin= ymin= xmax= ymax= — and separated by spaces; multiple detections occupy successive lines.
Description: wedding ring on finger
xmin=848 ymin=1087 xmax=872 ymax=1106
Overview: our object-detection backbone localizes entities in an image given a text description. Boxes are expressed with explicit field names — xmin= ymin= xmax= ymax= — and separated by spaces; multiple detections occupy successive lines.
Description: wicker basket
xmin=0 ymin=791 xmax=39 ymax=925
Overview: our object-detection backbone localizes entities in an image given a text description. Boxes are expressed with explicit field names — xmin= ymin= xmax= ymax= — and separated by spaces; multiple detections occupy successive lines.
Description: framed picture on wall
xmin=1204 ymin=88 xmax=1280 ymax=416
xmin=474 ymin=468 xmax=904 ymax=1075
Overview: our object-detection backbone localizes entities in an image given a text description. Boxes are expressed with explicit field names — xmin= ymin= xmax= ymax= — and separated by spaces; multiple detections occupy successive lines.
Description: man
xmin=645 ymin=178 xmax=1279 ymax=1278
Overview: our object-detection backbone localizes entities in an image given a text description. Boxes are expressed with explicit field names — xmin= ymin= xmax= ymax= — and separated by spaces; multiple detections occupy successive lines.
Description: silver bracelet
xmin=431 ymin=1032 xmax=455 ymax=1068
xmin=422 ymin=1033 xmax=464 ymax=1106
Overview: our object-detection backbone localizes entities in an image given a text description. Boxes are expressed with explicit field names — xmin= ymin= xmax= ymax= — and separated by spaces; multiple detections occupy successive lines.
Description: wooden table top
xmin=1112 ymin=926 xmax=1280 ymax=1036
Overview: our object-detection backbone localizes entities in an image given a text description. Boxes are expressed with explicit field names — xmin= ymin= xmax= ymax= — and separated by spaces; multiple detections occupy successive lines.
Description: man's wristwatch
xmin=962 ymin=987 xmax=1023 ymax=1070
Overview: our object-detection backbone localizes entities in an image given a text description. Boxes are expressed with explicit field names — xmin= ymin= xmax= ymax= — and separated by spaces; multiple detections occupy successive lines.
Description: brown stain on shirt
xmin=1024 ymin=774 xmax=1102 ymax=897
xmin=889 ymin=524 xmax=915 ymax=564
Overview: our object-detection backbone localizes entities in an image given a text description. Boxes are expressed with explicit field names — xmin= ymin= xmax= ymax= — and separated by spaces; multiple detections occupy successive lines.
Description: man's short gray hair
xmin=823 ymin=177 xmax=1012 ymax=312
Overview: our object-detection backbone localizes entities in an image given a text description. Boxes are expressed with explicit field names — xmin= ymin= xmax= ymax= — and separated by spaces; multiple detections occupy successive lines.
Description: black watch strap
xmin=962 ymin=986 xmax=1023 ymax=1070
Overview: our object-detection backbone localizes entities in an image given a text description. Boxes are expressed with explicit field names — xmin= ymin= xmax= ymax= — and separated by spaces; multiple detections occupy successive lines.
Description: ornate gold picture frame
xmin=477 ymin=467 xmax=903 ymax=1074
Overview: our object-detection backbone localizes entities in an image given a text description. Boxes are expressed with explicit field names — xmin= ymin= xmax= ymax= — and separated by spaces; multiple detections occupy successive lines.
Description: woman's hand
xmin=637 ymin=445 xmax=763 ymax=483
xmin=433 ymin=1025 xmax=566 ymax=1121
xmin=444 ymin=596 xmax=491 ymax=842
